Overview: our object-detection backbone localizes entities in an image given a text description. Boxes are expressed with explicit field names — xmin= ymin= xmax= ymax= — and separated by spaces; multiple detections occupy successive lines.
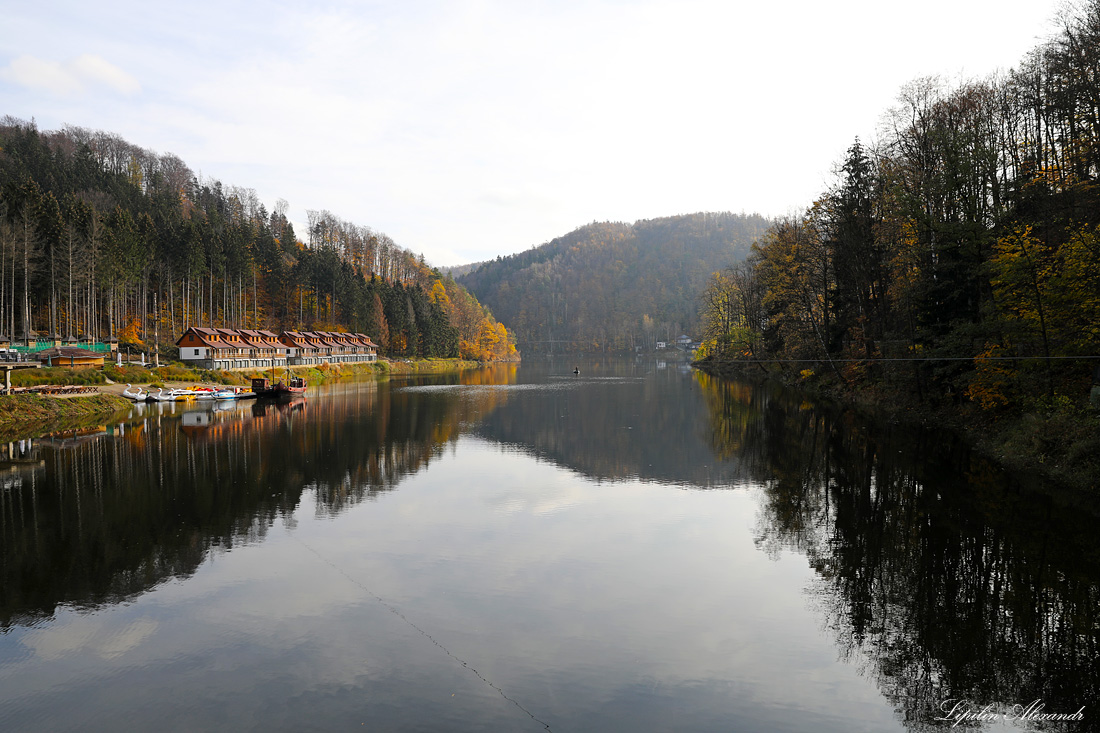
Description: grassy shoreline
xmin=0 ymin=393 xmax=133 ymax=442
xmin=10 ymin=357 xmax=491 ymax=390
xmin=694 ymin=356 xmax=1100 ymax=494
xmin=0 ymin=357 xmax=493 ymax=439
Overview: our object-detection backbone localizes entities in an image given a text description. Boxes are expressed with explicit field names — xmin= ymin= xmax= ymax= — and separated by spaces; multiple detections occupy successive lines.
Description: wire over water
xmin=291 ymin=534 xmax=554 ymax=732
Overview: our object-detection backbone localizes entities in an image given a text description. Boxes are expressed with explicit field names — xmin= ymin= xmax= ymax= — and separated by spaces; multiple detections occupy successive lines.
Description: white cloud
xmin=70 ymin=53 xmax=141 ymax=95
xmin=0 ymin=0 xmax=1061 ymax=266
xmin=0 ymin=53 xmax=140 ymax=97
xmin=1 ymin=55 xmax=83 ymax=95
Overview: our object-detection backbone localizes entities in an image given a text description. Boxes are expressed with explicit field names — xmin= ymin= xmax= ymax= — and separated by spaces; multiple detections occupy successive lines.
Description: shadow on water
xmin=694 ymin=371 xmax=1100 ymax=729
xmin=0 ymin=374 xmax=514 ymax=629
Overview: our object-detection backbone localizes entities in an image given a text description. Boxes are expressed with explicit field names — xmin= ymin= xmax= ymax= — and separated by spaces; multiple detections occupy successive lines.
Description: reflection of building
xmin=182 ymin=411 xmax=212 ymax=429
xmin=180 ymin=398 xmax=306 ymax=442
xmin=1 ymin=439 xmax=46 ymax=491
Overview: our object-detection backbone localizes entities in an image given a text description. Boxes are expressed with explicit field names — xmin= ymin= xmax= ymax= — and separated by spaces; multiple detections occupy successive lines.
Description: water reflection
xmin=469 ymin=360 xmax=753 ymax=487
xmin=0 ymin=378 xmax=510 ymax=629
xmin=2 ymin=362 xmax=1097 ymax=731
xmin=694 ymin=370 xmax=1100 ymax=729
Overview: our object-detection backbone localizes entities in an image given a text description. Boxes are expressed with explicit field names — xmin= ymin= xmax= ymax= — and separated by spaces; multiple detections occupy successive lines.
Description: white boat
xmin=122 ymin=384 xmax=145 ymax=401
xmin=159 ymin=388 xmax=198 ymax=402
xmin=214 ymin=389 xmax=238 ymax=400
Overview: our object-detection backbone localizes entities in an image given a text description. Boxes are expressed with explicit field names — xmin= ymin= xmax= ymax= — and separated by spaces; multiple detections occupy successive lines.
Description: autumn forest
xmin=0 ymin=120 xmax=516 ymax=362
xmin=697 ymin=2 xmax=1100 ymax=418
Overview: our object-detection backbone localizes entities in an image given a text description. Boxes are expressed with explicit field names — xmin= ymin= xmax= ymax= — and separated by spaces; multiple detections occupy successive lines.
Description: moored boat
xmin=122 ymin=384 xmax=145 ymax=401
xmin=251 ymin=374 xmax=307 ymax=399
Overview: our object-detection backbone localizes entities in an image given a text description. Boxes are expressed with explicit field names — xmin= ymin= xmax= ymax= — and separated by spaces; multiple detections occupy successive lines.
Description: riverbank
xmin=382 ymin=358 xmax=485 ymax=374
xmin=16 ymin=357 xmax=490 ymax=392
xmin=0 ymin=393 xmax=133 ymax=442
xmin=693 ymin=356 xmax=1100 ymax=494
xmin=0 ymin=358 xmax=499 ymax=440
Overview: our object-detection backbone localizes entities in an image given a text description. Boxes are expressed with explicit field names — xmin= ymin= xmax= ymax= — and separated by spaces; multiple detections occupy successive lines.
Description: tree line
xmin=0 ymin=119 xmax=516 ymax=362
xmin=698 ymin=1 xmax=1100 ymax=409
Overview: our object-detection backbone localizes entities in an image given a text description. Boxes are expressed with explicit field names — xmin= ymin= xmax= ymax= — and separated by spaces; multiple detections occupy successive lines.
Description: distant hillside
xmin=442 ymin=262 xmax=484 ymax=280
xmin=457 ymin=212 xmax=769 ymax=352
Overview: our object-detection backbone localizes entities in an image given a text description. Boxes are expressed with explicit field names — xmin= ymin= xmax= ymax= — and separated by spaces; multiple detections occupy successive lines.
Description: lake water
xmin=0 ymin=359 xmax=1096 ymax=732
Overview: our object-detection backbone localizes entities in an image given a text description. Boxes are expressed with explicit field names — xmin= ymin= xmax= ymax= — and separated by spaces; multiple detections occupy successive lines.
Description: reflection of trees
xmin=0 ymin=377 xmax=507 ymax=628
xmin=474 ymin=365 xmax=753 ymax=486
xmin=697 ymin=374 xmax=1100 ymax=730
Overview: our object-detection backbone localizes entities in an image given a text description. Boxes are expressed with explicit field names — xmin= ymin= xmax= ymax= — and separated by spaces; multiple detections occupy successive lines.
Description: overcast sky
xmin=2 ymin=0 xmax=1060 ymax=267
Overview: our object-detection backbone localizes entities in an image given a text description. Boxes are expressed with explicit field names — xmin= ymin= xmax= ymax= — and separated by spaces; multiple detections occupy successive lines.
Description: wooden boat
xmin=251 ymin=374 xmax=307 ymax=399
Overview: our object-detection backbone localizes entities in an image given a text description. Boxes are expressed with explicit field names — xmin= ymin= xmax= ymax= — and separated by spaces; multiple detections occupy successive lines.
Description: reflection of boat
xmin=251 ymin=395 xmax=307 ymax=417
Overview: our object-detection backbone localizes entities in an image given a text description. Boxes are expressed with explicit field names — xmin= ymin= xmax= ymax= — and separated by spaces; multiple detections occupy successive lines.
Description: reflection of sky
xmin=0 ymin=436 xmax=902 ymax=732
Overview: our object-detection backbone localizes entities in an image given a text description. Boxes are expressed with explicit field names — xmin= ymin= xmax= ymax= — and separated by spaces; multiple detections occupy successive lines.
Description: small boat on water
xmin=251 ymin=374 xmax=307 ymax=399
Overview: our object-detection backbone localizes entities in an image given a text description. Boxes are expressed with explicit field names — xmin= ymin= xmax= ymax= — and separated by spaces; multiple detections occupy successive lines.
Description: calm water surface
xmin=0 ymin=359 xmax=1096 ymax=732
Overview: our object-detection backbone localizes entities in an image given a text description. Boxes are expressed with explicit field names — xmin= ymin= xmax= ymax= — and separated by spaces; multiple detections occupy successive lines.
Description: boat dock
xmin=2 ymin=363 xmax=42 ymax=395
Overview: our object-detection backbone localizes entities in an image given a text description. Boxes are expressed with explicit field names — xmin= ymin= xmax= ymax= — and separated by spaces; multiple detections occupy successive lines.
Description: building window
xmin=194 ymin=349 xmax=199 ymax=356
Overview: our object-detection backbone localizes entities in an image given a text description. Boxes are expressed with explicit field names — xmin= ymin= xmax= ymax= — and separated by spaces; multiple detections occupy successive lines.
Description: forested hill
xmin=0 ymin=118 xmax=516 ymax=361
xmin=455 ymin=212 xmax=770 ymax=352
xmin=693 ymin=1 xmax=1100 ymax=487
